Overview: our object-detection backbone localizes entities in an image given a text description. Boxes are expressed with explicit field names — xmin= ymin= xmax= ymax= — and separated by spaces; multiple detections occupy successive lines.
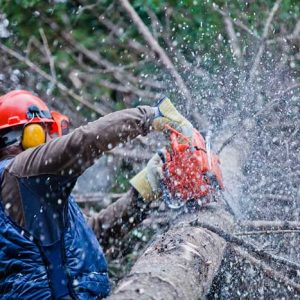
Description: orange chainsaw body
xmin=162 ymin=125 xmax=224 ymax=204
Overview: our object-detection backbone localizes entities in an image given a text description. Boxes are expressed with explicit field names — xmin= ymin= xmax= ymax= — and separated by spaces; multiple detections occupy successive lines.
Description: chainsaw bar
xmin=161 ymin=180 xmax=220 ymax=210
xmin=161 ymin=181 xmax=185 ymax=209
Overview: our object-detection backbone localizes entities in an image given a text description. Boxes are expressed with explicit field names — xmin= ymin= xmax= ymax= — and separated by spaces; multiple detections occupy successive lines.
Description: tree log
xmin=107 ymin=206 xmax=234 ymax=300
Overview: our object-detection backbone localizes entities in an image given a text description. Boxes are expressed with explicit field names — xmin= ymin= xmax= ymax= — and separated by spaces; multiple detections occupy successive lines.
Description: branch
xmin=217 ymin=82 xmax=300 ymax=154
xmin=233 ymin=246 xmax=300 ymax=293
xmin=223 ymin=14 xmax=242 ymax=63
xmin=267 ymin=19 xmax=300 ymax=45
xmin=0 ymin=42 xmax=108 ymax=115
xmin=98 ymin=15 xmax=155 ymax=58
xmin=95 ymin=78 xmax=160 ymax=99
xmin=25 ymin=36 xmax=42 ymax=58
xmin=44 ymin=17 xmax=142 ymax=76
xmin=212 ymin=4 xmax=242 ymax=63
xmin=39 ymin=28 xmax=57 ymax=90
xmin=145 ymin=6 xmax=160 ymax=40
xmin=75 ymin=192 xmax=125 ymax=204
xmin=60 ymin=27 xmax=162 ymax=97
xmin=190 ymin=220 xmax=300 ymax=272
xmin=108 ymin=147 xmax=152 ymax=162
xmin=212 ymin=3 xmax=260 ymax=39
xmin=42 ymin=14 xmax=164 ymax=100
xmin=145 ymin=6 xmax=196 ymax=73
xmin=69 ymin=45 xmax=163 ymax=90
xmin=235 ymin=229 xmax=300 ymax=236
xmin=249 ymin=0 xmax=282 ymax=82
xmin=76 ymin=0 xmax=102 ymax=16
xmin=76 ymin=70 xmax=161 ymax=99
xmin=252 ymin=82 xmax=300 ymax=119
xmin=287 ymin=123 xmax=300 ymax=143
xmin=238 ymin=220 xmax=300 ymax=231
xmin=91 ymin=0 xmax=156 ymax=59
xmin=118 ymin=0 xmax=193 ymax=111
xmin=216 ymin=131 xmax=238 ymax=154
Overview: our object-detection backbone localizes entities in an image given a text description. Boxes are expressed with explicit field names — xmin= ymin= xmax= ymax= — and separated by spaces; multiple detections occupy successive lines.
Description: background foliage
xmin=0 ymin=0 xmax=300 ymax=296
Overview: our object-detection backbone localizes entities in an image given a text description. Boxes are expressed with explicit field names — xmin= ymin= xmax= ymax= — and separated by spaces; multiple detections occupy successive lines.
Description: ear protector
xmin=21 ymin=123 xmax=46 ymax=150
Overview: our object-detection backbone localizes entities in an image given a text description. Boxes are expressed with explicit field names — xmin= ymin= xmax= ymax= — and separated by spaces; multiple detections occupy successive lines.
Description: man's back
xmin=0 ymin=93 xmax=154 ymax=299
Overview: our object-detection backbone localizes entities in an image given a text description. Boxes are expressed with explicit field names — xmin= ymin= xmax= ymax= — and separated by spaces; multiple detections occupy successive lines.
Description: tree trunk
xmin=107 ymin=205 xmax=234 ymax=300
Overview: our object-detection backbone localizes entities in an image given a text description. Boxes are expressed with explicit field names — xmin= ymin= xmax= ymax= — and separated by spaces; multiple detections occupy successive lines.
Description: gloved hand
xmin=152 ymin=97 xmax=193 ymax=138
xmin=130 ymin=151 xmax=164 ymax=201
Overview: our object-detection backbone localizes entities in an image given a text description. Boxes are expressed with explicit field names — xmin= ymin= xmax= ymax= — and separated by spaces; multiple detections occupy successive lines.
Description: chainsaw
xmin=160 ymin=124 xmax=224 ymax=209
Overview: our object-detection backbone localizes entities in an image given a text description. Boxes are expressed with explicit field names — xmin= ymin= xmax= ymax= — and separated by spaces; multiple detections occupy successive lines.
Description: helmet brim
xmin=0 ymin=118 xmax=54 ymax=131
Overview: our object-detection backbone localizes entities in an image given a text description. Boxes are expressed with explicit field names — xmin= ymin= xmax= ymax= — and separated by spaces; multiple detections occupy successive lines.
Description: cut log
xmin=107 ymin=205 xmax=234 ymax=300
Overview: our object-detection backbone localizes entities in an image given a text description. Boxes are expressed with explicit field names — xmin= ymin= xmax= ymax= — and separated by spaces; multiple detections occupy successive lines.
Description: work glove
xmin=130 ymin=151 xmax=164 ymax=201
xmin=152 ymin=97 xmax=193 ymax=139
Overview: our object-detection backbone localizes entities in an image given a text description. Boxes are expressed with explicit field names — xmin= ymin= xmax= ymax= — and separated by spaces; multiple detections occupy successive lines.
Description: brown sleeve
xmin=87 ymin=188 xmax=149 ymax=251
xmin=9 ymin=106 xmax=155 ymax=178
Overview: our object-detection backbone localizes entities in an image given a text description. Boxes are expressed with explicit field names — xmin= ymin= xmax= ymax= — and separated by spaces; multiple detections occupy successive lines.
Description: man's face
xmin=0 ymin=123 xmax=55 ymax=157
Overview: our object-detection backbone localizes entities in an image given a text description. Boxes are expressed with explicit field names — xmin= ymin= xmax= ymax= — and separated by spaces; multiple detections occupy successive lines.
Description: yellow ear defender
xmin=21 ymin=123 xmax=46 ymax=150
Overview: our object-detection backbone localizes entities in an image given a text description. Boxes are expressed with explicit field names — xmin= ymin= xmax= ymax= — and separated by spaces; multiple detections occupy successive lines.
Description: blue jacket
xmin=0 ymin=106 xmax=154 ymax=299
xmin=0 ymin=158 xmax=110 ymax=299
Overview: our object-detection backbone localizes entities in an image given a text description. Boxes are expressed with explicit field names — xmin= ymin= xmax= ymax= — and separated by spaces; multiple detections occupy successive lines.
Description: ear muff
xmin=21 ymin=124 xmax=46 ymax=150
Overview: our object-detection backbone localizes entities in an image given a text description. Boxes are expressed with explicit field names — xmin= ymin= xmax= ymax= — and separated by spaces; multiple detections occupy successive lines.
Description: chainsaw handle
xmin=164 ymin=124 xmax=191 ymax=153
xmin=170 ymin=132 xmax=179 ymax=153
xmin=164 ymin=124 xmax=190 ymax=142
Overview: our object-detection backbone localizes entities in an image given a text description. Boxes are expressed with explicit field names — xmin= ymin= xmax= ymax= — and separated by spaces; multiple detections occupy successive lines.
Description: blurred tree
xmin=0 ymin=0 xmax=300 ymax=298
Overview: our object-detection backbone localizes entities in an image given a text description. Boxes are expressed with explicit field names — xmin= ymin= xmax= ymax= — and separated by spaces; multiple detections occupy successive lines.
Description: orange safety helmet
xmin=0 ymin=90 xmax=54 ymax=130
xmin=50 ymin=111 xmax=70 ymax=137
xmin=0 ymin=90 xmax=57 ymax=150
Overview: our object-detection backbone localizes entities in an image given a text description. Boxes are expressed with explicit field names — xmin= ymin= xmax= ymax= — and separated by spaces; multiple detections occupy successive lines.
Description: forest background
xmin=0 ymin=0 xmax=300 ymax=298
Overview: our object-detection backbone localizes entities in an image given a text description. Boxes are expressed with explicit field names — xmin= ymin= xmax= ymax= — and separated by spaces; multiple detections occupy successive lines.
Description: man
xmin=0 ymin=90 xmax=192 ymax=299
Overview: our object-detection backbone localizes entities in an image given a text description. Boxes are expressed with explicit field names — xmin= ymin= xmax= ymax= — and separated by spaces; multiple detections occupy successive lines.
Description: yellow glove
xmin=130 ymin=152 xmax=164 ymax=201
xmin=152 ymin=97 xmax=193 ymax=138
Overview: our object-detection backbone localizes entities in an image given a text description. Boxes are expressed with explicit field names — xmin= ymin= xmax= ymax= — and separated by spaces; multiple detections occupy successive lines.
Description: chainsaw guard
xmin=161 ymin=182 xmax=185 ymax=209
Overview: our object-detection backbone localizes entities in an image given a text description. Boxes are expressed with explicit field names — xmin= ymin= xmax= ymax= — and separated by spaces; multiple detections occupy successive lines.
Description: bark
xmin=107 ymin=205 xmax=234 ymax=300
